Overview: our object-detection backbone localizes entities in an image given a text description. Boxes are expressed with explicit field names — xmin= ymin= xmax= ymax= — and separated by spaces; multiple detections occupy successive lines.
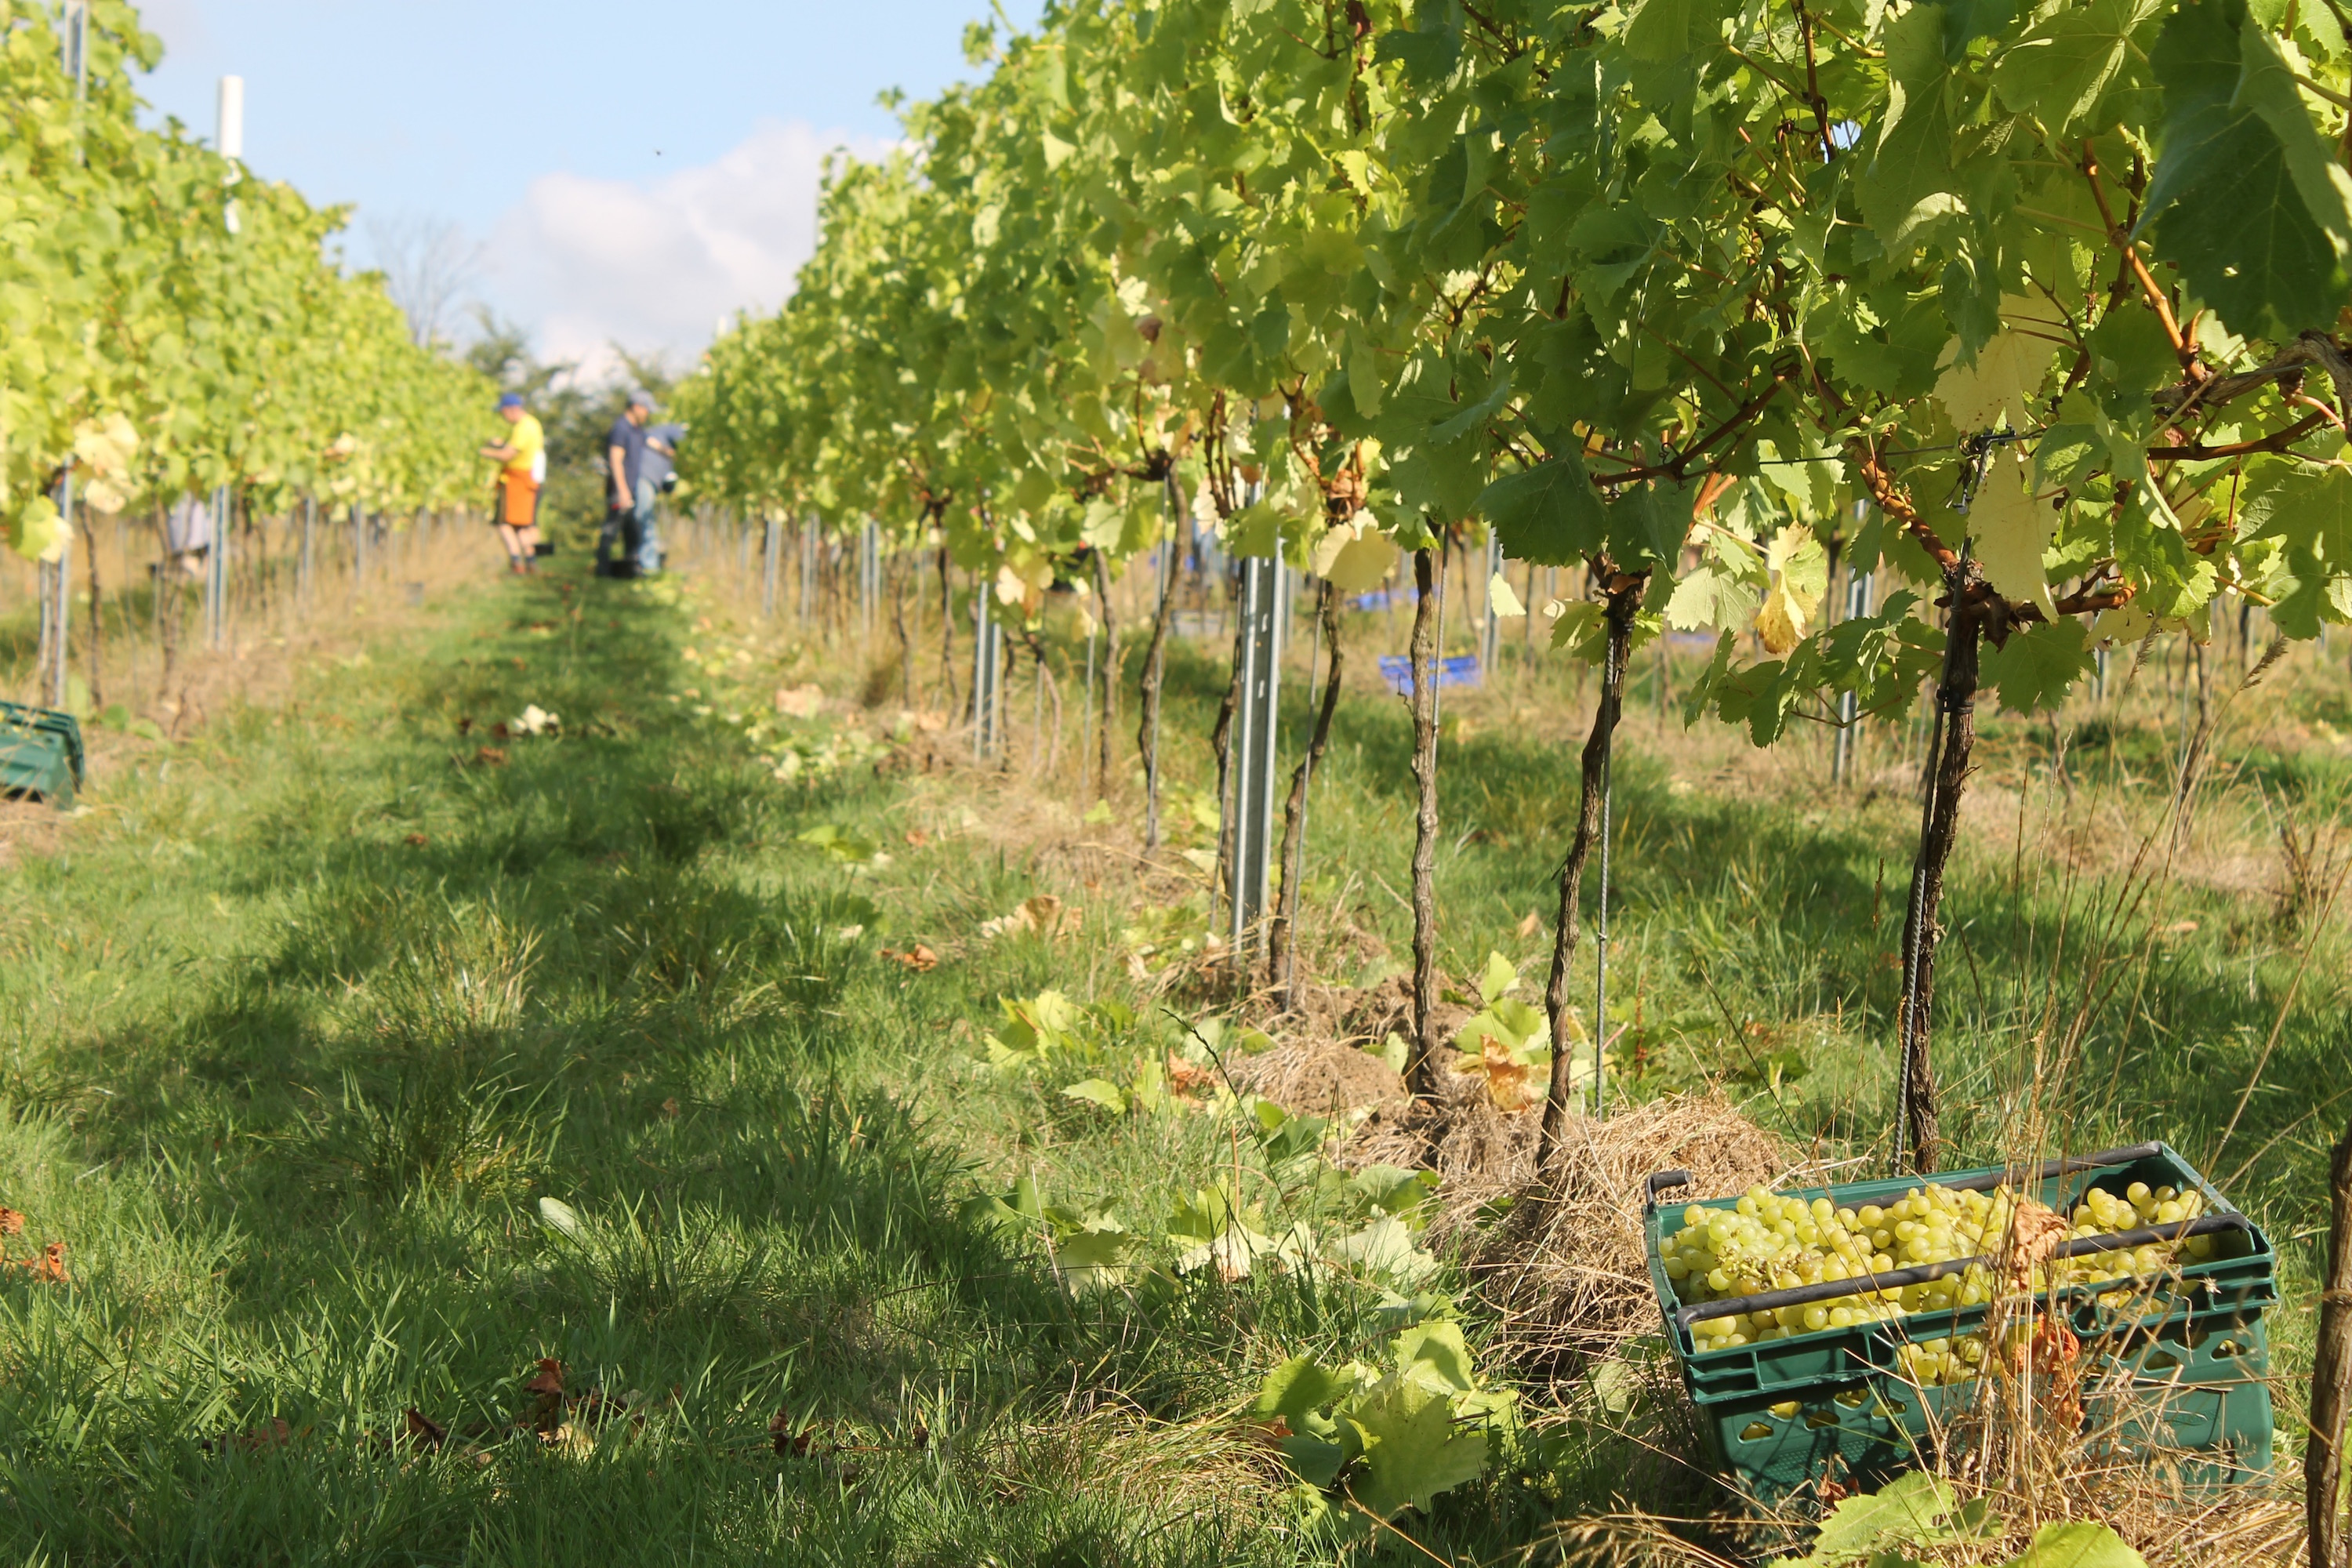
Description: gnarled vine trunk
xmin=1136 ymin=535 xmax=1179 ymax=851
xmin=1537 ymin=574 xmax=1639 ymax=1168
xmin=1272 ymin=583 xmax=1343 ymax=1007
xmin=1894 ymin=592 xmax=1987 ymax=1172
xmin=1091 ymin=548 xmax=1120 ymax=800
xmin=1407 ymin=546 xmax=1443 ymax=1099
xmin=935 ymin=544 xmax=959 ymax=713
xmin=2310 ymin=1117 xmax=2352 ymax=1568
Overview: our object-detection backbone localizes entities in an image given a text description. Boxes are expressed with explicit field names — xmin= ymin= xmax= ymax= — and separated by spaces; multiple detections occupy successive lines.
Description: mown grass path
xmin=0 ymin=570 xmax=1377 ymax=1566
xmin=5 ymin=562 xmax=2347 ymax=1564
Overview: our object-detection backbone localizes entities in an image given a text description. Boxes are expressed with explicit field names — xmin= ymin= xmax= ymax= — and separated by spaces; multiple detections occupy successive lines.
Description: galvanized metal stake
xmin=972 ymin=575 xmax=1002 ymax=760
xmin=1225 ymin=552 xmax=1287 ymax=958
xmin=1080 ymin=619 xmax=1097 ymax=795
xmin=1480 ymin=527 xmax=1503 ymax=676
xmin=207 ymin=484 xmax=230 ymax=651
xmin=799 ymin=520 xmax=817 ymax=623
xmin=1832 ymin=567 xmax=1871 ymax=785
xmin=299 ymin=495 xmax=315 ymax=609
xmin=39 ymin=470 xmax=74 ymax=709
xmin=860 ymin=518 xmax=880 ymax=640
xmin=761 ymin=516 xmax=782 ymax=619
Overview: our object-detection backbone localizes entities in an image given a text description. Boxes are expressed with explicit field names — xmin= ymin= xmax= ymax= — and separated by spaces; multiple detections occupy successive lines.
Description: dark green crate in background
xmin=0 ymin=702 xmax=85 ymax=810
xmin=1644 ymin=1143 xmax=2276 ymax=1501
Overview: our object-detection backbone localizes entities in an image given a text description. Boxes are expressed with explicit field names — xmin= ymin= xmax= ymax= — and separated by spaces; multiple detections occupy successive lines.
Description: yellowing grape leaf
xmin=1754 ymin=525 xmax=1827 ymax=653
xmin=1487 ymin=570 xmax=1524 ymax=617
xmin=1060 ymin=1078 xmax=1127 ymax=1113
xmin=1316 ymin=523 xmax=1399 ymax=591
xmin=1476 ymin=950 xmax=1518 ymax=1005
xmin=2092 ymin=601 xmax=2155 ymax=644
xmin=1966 ymin=454 xmax=2058 ymax=619
xmin=1934 ymin=300 xmax=2055 ymax=431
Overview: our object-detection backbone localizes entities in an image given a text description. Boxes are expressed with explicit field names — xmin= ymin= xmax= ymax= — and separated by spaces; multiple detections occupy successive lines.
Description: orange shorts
xmin=499 ymin=471 xmax=540 ymax=528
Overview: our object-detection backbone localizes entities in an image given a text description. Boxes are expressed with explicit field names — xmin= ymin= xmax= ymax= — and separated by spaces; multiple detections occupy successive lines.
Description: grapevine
xmin=5 ymin=0 xmax=487 ymax=567
xmin=678 ymin=0 xmax=2352 ymax=1143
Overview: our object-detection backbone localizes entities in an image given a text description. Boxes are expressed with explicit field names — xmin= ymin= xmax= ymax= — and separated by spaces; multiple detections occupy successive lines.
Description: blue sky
xmin=135 ymin=0 xmax=1042 ymax=376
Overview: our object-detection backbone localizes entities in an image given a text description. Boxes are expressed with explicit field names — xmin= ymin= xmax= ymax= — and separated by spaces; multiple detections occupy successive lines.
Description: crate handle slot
xmin=1931 ymin=1142 xmax=2169 ymax=1195
xmin=1645 ymin=1171 xmax=1691 ymax=1215
xmin=1673 ymin=1213 xmax=2253 ymax=1330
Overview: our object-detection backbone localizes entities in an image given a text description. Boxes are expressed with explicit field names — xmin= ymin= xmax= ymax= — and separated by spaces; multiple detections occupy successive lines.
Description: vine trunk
xmin=1538 ymin=575 xmax=1639 ymax=1167
xmin=1407 ymin=546 xmax=1443 ymax=1099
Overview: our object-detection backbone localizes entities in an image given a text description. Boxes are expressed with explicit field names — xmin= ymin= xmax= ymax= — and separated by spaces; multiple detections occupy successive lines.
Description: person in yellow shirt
xmin=480 ymin=392 xmax=546 ymax=574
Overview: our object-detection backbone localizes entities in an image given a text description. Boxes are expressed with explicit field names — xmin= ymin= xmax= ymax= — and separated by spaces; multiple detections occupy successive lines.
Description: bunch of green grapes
xmin=1662 ymin=1180 xmax=2212 ymax=1361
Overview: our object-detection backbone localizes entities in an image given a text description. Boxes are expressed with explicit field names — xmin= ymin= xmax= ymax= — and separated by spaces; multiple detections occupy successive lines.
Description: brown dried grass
xmin=1450 ymin=1094 xmax=1791 ymax=1381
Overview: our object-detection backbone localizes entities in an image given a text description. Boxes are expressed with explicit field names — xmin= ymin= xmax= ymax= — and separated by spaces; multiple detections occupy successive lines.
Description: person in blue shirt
xmin=599 ymin=390 xmax=660 ymax=578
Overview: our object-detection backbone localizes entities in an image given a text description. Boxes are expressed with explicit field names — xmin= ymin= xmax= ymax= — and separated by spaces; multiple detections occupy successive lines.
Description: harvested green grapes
xmin=1661 ymin=1180 xmax=2214 ymax=1365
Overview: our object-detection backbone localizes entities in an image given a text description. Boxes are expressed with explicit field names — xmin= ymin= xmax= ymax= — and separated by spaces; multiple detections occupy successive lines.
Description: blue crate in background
xmin=1376 ymin=655 xmax=1481 ymax=695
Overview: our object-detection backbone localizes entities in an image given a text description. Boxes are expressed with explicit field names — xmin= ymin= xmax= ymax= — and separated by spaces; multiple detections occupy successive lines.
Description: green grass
xmin=2 ymin=558 xmax=2346 ymax=1563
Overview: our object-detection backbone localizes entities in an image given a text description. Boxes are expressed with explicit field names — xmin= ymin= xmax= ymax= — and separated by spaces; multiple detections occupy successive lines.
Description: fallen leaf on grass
xmin=881 ymin=944 xmax=939 ymax=972
xmin=15 ymin=1241 xmax=68 ymax=1282
xmin=456 ymin=716 xmax=474 ymax=735
xmin=472 ymin=746 xmax=509 ymax=768
xmin=202 ymin=1417 xmax=296 ymax=1454
xmin=775 ymin=684 xmax=826 ymax=719
xmin=978 ymin=895 xmax=1080 ymax=942
xmin=1167 ymin=1053 xmax=1217 ymax=1099
xmin=405 ymin=833 xmax=428 ymax=848
xmin=403 ymin=1408 xmax=448 ymax=1450
xmin=0 ymin=1207 xmax=23 ymax=1236
xmin=1460 ymin=1035 xmax=1536 ymax=1112
xmin=525 ymin=1358 xmax=568 ymax=1405
xmin=1516 ymin=910 xmax=1541 ymax=938
xmin=903 ymin=828 xmax=931 ymax=848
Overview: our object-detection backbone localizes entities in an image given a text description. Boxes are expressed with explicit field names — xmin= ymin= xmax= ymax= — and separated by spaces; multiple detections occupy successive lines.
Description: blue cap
xmin=497 ymin=392 xmax=524 ymax=409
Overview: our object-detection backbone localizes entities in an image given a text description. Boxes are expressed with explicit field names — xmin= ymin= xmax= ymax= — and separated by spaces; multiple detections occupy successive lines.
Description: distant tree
xmin=367 ymin=215 xmax=482 ymax=349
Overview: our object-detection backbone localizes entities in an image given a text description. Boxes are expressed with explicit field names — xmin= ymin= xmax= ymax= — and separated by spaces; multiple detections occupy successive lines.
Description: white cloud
xmin=483 ymin=118 xmax=888 ymax=382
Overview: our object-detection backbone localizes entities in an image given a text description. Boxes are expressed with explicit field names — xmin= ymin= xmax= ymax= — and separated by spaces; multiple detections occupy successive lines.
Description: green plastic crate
xmin=0 ymin=701 xmax=83 ymax=809
xmin=1644 ymin=1142 xmax=2276 ymax=1501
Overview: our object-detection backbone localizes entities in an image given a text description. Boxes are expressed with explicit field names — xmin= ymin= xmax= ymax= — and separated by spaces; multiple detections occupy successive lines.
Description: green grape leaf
xmin=1980 ymin=619 xmax=2092 ymax=713
xmin=1051 ymin=1224 xmax=1138 ymax=1294
xmin=1392 ymin=1319 xmax=1479 ymax=1395
xmin=1623 ymin=0 xmax=1732 ymax=62
xmin=1667 ymin=532 xmax=1769 ymax=630
xmin=1257 ymin=1355 xmax=1351 ymax=1425
xmin=1860 ymin=9 xmax=1964 ymax=250
xmin=1807 ymin=1471 xmax=1958 ymax=1560
xmin=1060 ymin=1078 xmax=1128 ymax=1113
xmin=1966 ymin=453 xmax=2060 ymax=618
xmin=2035 ymin=424 xmax=2104 ymax=488
xmin=2143 ymin=0 xmax=2352 ymax=336
xmin=2085 ymin=301 xmax=2180 ymax=394
xmin=1324 ymin=1215 xmax=1441 ymax=1288
xmin=2005 ymin=1520 xmax=2150 ymax=1568
xmin=1476 ymin=950 xmax=1517 ymax=1006
xmin=2238 ymin=459 xmax=2352 ymax=563
xmin=1991 ymin=0 xmax=2161 ymax=134
xmin=1478 ymin=452 xmax=1607 ymax=564
xmin=1342 ymin=1377 xmax=1489 ymax=1518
